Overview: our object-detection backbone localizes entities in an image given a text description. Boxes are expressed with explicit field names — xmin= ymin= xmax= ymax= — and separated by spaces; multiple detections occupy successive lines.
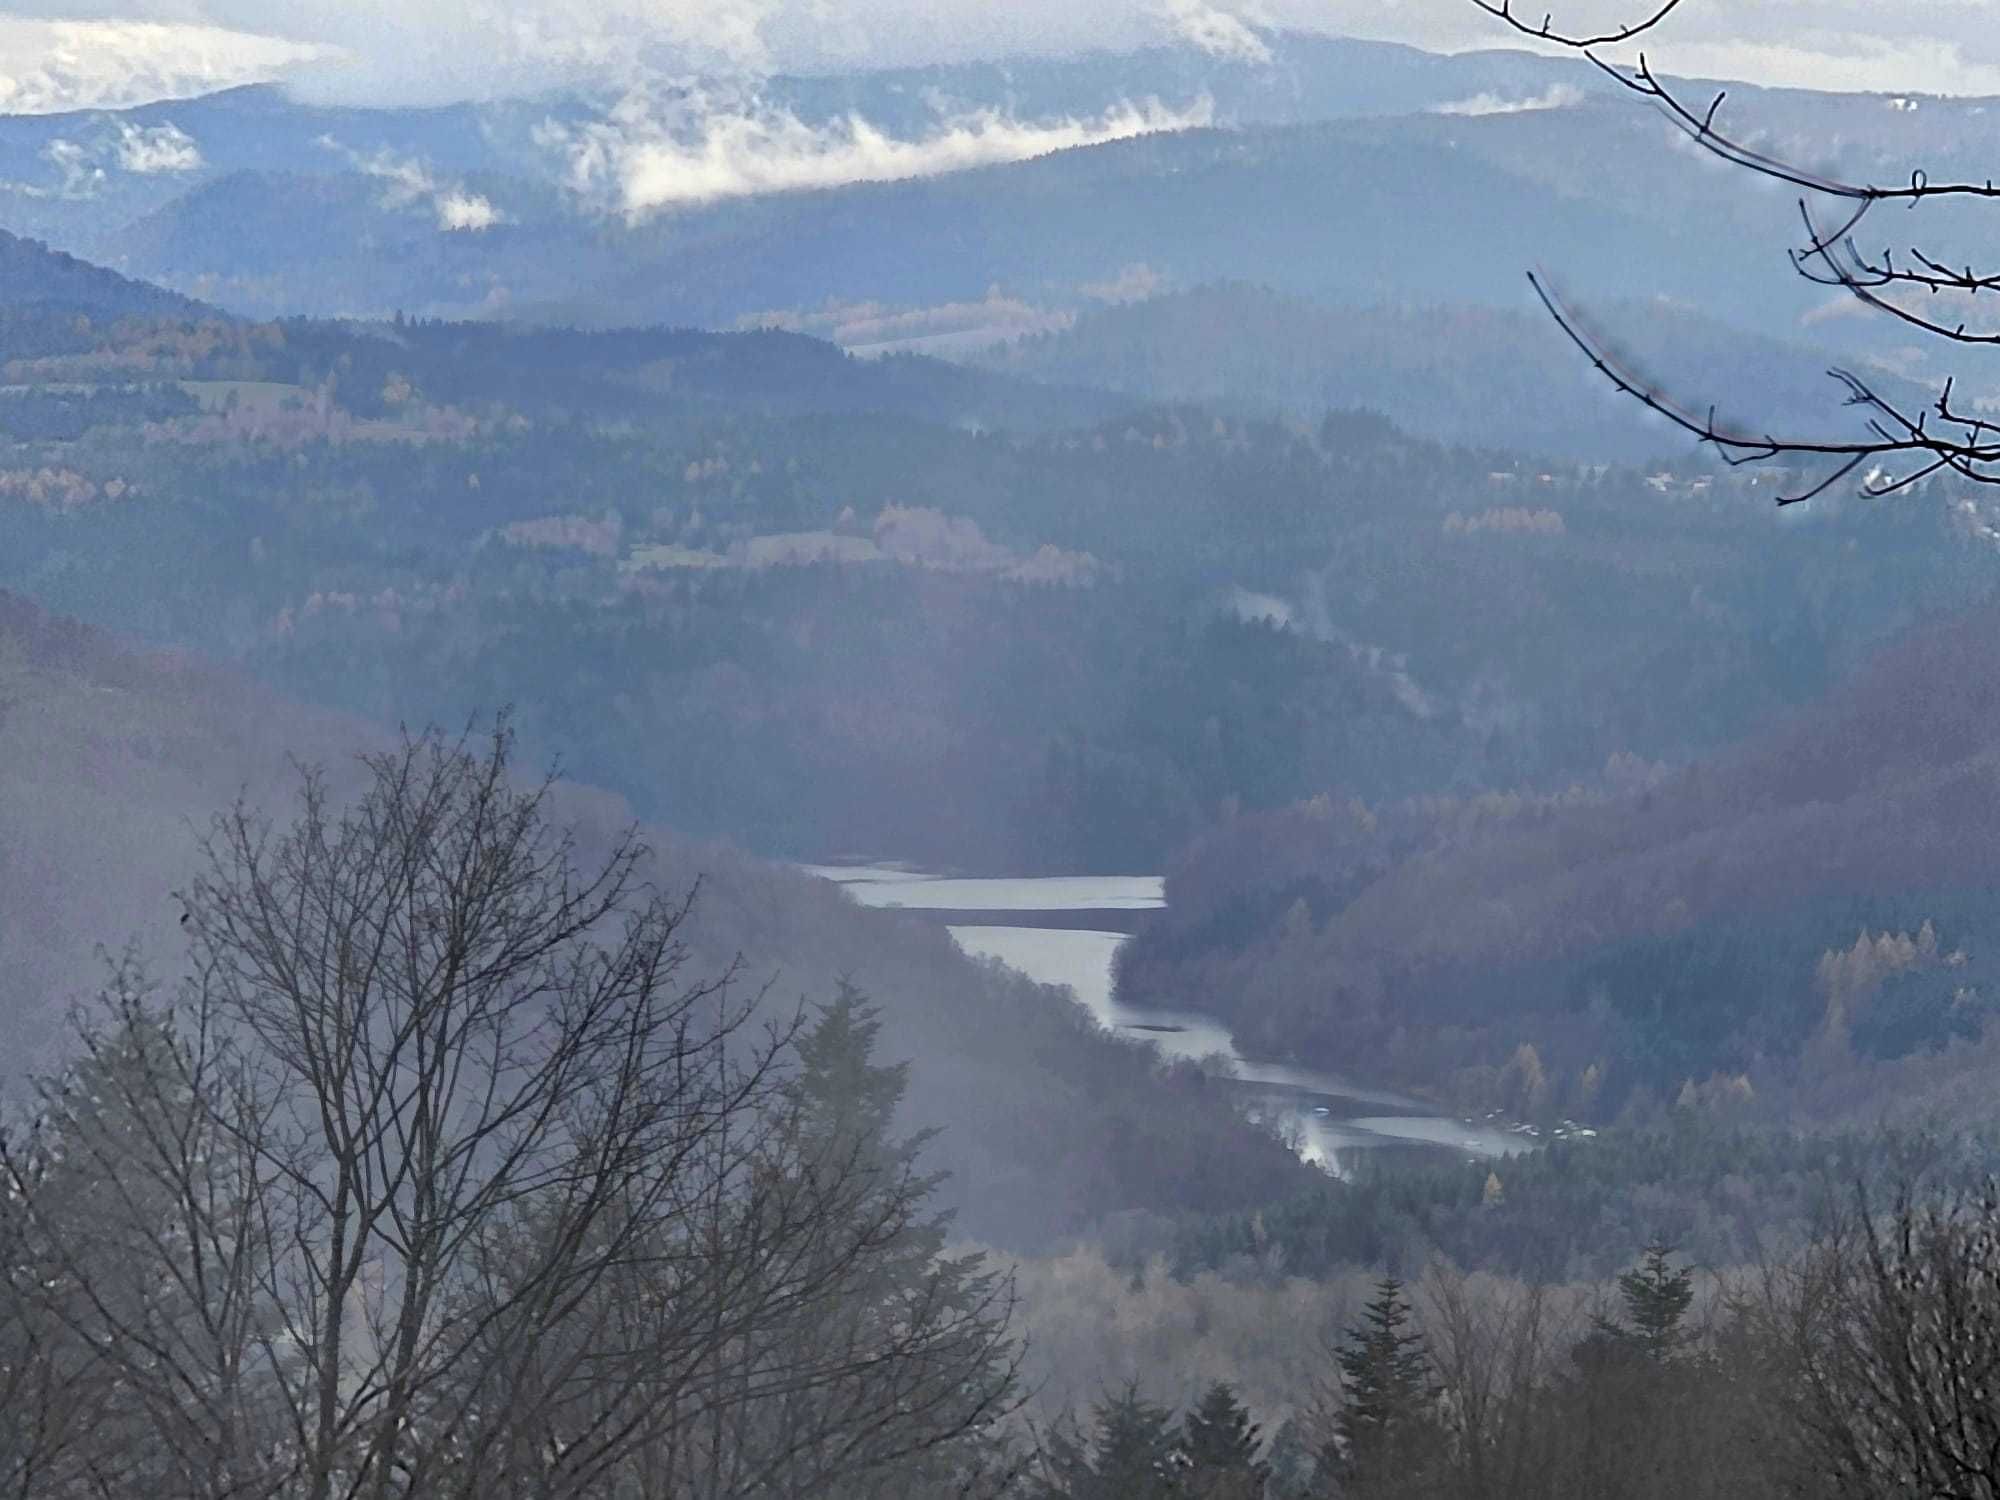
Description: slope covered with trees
xmin=1120 ymin=599 xmax=2000 ymax=1130
xmin=977 ymin=282 xmax=1940 ymax=462
xmin=3 ymin=293 xmax=1991 ymax=871
xmin=0 ymin=227 xmax=208 ymax=319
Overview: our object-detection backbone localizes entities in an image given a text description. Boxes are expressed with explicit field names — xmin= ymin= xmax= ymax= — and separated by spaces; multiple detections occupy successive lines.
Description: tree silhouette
xmin=0 ymin=722 xmax=1021 ymax=1500
xmin=1332 ymin=1277 xmax=1442 ymax=1496
xmin=1595 ymin=1240 xmax=1697 ymax=1362
xmin=1181 ymin=1380 xmax=1268 ymax=1499
xmin=1035 ymin=1382 xmax=1184 ymax=1500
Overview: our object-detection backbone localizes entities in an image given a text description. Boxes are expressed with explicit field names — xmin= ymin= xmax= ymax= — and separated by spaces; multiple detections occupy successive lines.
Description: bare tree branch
xmin=1465 ymin=0 xmax=1689 ymax=49
xmin=1469 ymin=2 xmax=2000 ymax=503
xmin=5 ymin=719 xmax=1021 ymax=1500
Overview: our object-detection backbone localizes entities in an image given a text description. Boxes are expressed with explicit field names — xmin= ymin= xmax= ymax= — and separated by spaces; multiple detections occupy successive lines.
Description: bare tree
xmin=1419 ymin=1268 xmax=1572 ymax=1500
xmin=3 ymin=721 xmax=1019 ymax=1499
xmin=1 ymin=962 xmax=282 ymax=1500
xmin=1469 ymin=0 xmax=2000 ymax=503
xmin=1776 ymin=1181 xmax=2000 ymax=1499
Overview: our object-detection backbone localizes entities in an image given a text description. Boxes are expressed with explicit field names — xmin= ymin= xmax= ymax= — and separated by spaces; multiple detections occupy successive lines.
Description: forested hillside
xmin=1119 ymin=600 xmax=2000 ymax=1132
xmin=3 ymin=290 xmax=1990 ymax=871
xmin=976 ymin=282 xmax=1940 ymax=462
xmin=0 ymin=228 xmax=207 ymax=318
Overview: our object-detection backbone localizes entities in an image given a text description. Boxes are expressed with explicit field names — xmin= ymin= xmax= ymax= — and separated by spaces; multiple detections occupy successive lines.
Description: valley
xmin=810 ymin=862 xmax=1534 ymax=1168
xmin=8 ymin=15 xmax=2000 ymax=1492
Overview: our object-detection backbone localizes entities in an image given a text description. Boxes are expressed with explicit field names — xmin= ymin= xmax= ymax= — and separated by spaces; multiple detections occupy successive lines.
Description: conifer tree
xmin=793 ymin=979 xmax=935 ymax=1174
xmin=1331 ymin=1277 xmax=1441 ymax=1497
xmin=1594 ymin=1241 xmax=1695 ymax=1362
xmin=1041 ymin=1383 xmax=1183 ymax=1500
xmin=1261 ymin=1414 xmax=1318 ymax=1500
xmin=717 ymin=980 xmax=1021 ymax=1499
xmin=1181 ymin=1380 xmax=1269 ymax=1499
xmin=1029 ymin=1412 xmax=1097 ymax=1500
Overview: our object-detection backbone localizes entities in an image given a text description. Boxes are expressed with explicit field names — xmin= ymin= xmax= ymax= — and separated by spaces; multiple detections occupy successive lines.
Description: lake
xmin=803 ymin=864 xmax=1536 ymax=1174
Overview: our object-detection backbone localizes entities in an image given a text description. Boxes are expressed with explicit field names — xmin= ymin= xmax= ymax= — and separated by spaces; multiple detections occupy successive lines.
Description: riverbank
xmin=809 ymin=864 xmax=1533 ymax=1172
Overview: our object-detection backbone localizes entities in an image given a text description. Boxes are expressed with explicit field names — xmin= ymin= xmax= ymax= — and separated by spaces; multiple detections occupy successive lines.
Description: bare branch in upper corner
xmin=1467 ymin=0 xmax=2000 ymax=501
xmin=1527 ymin=273 xmax=2000 ymax=503
xmin=1465 ymin=0 xmax=1689 ymax=49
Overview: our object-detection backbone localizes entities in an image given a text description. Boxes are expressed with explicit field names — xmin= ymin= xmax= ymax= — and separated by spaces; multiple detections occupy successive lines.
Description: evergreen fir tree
xmin=1594 ymin=1240 xmax=1695 ymax=1362
xmin=794 ymin=978 xmax=932 ymax=1169
xmin=1332 ymin=1277 xmax=1441 ymax=1495
xmin=1031 ymin=1413 xmax=1099 ymax=1500
xmin=763 ymin=981 xmax=1021 ymax=1497
xmin=1181 ymin=1380 xmax=1269 ymax=1499
xmin=1084 ymin=1383 xmax=1184 ymax=1499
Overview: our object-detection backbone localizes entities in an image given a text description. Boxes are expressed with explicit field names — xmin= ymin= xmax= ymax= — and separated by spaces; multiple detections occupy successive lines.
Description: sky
xmin=7 ymin=1 xmax=2000 ymax=114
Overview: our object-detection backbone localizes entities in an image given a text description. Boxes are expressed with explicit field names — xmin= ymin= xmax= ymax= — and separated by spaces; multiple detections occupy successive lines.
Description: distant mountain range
xmin=973 ymin=282 xmax=1939 ymax=463
xmin=0 ymin=33 xmax=1607 ymax=246
xmin=0 ymin=29 xmax=1983 ymax=390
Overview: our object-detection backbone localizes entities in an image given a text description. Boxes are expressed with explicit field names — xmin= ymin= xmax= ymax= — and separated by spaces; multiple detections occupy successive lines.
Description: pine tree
xmin=1085 ymin=1383 xmax=1184 ymax=1500
xmin=752 ymin=981 xmax=1020 ymax=1498
xmin=1181 ymin=1380 xmax=1269 ymax=1499
xmin=1331 ymin=1277 xmax=1441 ymax=1496
xmin=1594 ymin=1240 xmax=1695 ymax=1362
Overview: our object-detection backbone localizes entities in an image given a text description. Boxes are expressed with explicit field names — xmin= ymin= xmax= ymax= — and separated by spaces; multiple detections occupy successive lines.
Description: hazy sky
xmin=6 ymin=1 xmax=2000 ymax=112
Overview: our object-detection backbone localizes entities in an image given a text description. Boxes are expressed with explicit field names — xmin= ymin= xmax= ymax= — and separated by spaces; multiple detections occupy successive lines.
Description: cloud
xmin=1158 ymin=0 xmax=1271 ymax=65
xmin=41 ymin=138 xmax=102 ymax=196
xmin=1433 ymin=84 xmax=1584 ymax=117
xmin=112 ymin=121 xmax=202 ymax=172
xmin=1081 ymin=262 xmax=1167 ymax=303
xmin=546 ymin=89 xmax=1213 ymax=220
xmin=435 ymin=189 xmax=502 ymax=231
xmin=0 ymin=18 xmax=328 ymax=113
xmin=21 ymin=117 xmax=200 ymax=198
xmin=11 ymin=0 xmax=2000 ymax=116
xmin=1651 ymin=35 xmax=2000 ymax=98
xmin=740 ymin=291 xmax=1073 ymax=352
xmin=319 ymin=138 xmax=505 ymax=231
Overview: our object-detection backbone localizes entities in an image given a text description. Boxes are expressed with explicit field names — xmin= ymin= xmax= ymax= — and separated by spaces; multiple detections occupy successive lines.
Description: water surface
xmin=817 ymin=865 xmax=1532 ymax=1172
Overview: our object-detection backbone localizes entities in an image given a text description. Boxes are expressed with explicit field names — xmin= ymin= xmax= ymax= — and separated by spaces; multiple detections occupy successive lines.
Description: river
xmin=803 ymin=864 xmax=1538 ymax=1175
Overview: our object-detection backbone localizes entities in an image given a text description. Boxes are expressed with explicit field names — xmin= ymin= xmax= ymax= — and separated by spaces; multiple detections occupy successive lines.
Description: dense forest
xmin=1 ymin=276 xmax=1990 ymax=871
xmin=1114 ymin=600 xmax=2000 ymax=1136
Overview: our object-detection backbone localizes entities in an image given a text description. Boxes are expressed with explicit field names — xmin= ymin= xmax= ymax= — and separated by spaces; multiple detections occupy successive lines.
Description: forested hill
xmin=0 ymin=228 xmax=209 ymax=319
xmin=0 ymin=589 xmax=1308 ymax=1251
xmin=72 ymin=115 xmax=1761 ymax=332
xmin=2 ymin=278 xmax=1993 ymax=871
xmin=975 ymin=282 xmax=1941 ymax=462
xmin=0 ymin=34 xmax=1982 ymax=367
xmin=1117 ymin=597 xmax=2000 ymax=1135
